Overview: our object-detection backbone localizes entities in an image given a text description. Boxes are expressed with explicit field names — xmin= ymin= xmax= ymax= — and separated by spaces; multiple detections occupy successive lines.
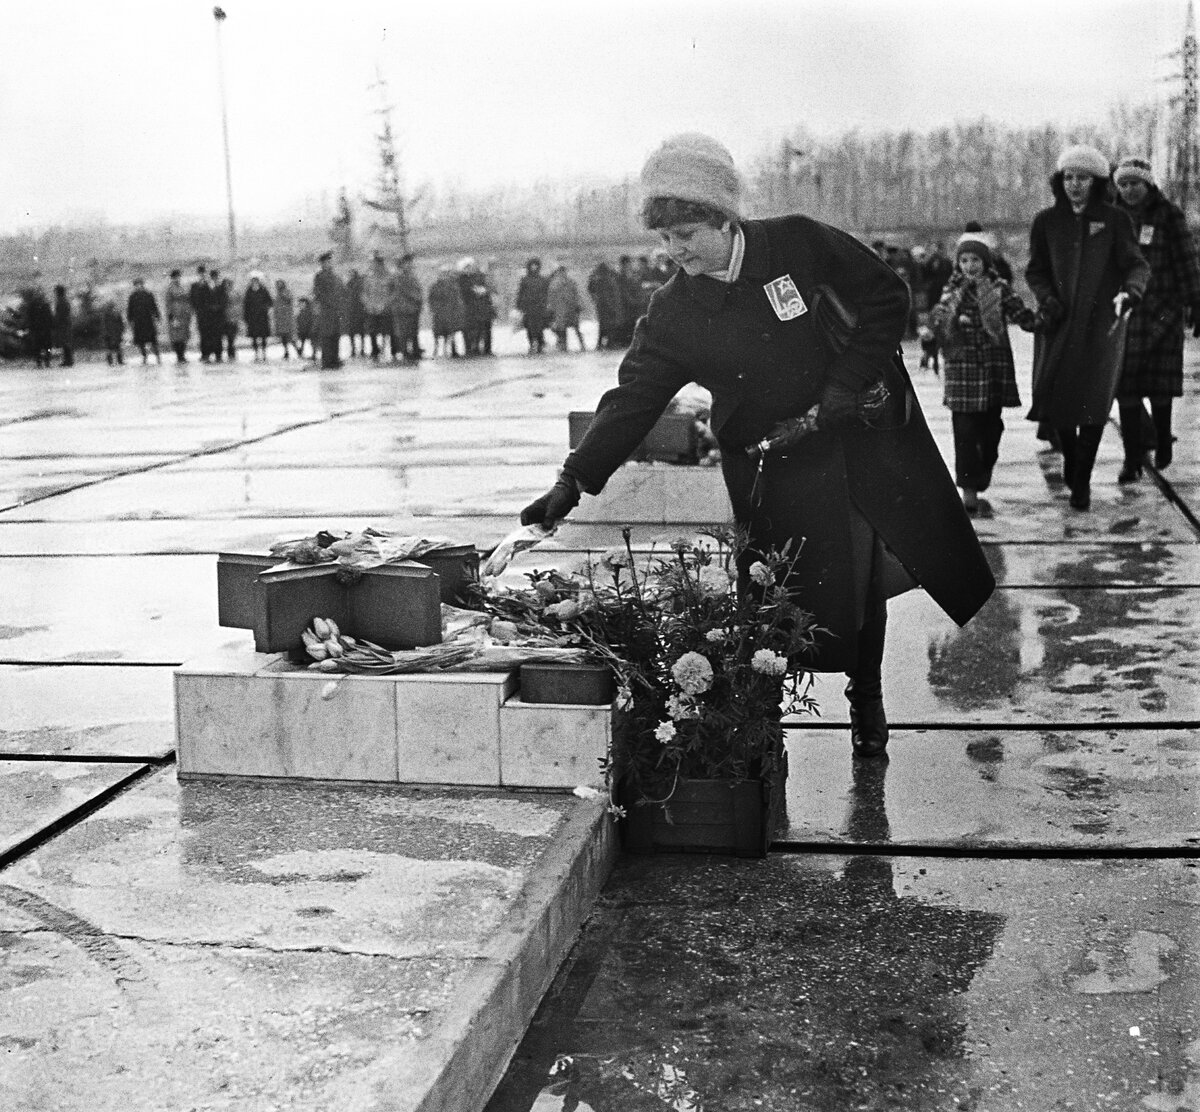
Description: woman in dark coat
xmin=522 ymin=133 xmax=994 ymax=760
xmin=126 ymin=278 xmax=161 ymax=364
xmin=1111 ymin=155 xmax=1200 ymax=480
xmin=52 ymin=285 xmax=74 ymax=367
xmin=587 ymin=261 xmax=623 ymax=349
xmin=1025 ymin=145 xmax=1150 ymax=509
xmin=515 ymin=258 xmax=550 ymax=354
xmin=242 ymin=274 xmax=274 ymax=362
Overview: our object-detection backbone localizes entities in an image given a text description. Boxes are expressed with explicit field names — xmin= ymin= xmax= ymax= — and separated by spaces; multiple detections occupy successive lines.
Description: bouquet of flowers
xmin=474 ymin=526 xmax=819 ymax=800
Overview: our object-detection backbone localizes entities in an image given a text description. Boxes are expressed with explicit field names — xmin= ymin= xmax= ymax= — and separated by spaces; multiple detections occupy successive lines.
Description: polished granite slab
xmin=800 ymin=584 xmax=1200 ymax=726
xmin=0 ymin=759 xmax=148 ymax=858
xmin=781 ymin=727 xmax=1199 ymax=849
xmin=486 ymin=852 xmax=1199 ymax=1112
xmin=0 ymin=664 xmax=177 ymax=758
xmin=0 ymin=555 xmax=249 ymax=663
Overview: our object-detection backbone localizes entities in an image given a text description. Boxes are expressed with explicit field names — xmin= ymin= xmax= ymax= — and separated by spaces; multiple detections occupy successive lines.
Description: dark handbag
xmin=811 ymin=284 xmax=912 ymax=431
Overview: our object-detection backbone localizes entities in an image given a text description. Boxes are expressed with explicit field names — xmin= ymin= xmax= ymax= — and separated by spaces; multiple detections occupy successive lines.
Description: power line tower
xmin=363 ymin=71 xmax=418 ymax=256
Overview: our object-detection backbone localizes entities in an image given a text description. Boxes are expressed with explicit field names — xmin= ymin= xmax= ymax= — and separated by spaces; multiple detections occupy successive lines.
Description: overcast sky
xmin=0 ymin=0 xmax=1190 ymax=231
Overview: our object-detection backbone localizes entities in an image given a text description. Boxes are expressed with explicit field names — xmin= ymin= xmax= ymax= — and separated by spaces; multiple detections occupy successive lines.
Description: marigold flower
xmin=600 ymin=546 xmax=630 ymax=569
xmin=704 ymin=627 xmax=729 ymax=643
xmin=666 ymin=693 xmax=700 ymax=720
xmin=696 ymin=565 xmax=732 ymax=595
xmin=671 ymin=651 xmax=714 ymax=694
xmin=751 ymin=648 xmax=788 ymax=676
xmin=749 ymin=561 xmax=773 ymax=586
xmin=654 ymin=720 xmax=677 ymax=742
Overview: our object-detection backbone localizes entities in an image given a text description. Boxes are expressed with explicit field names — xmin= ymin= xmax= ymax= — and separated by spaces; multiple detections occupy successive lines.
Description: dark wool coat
xmin=1114 ymin=184 xmax=1200 ymax=401
xmin=390 ymin=272 xmax=423 ymax=324
xmin=565 ymin=216 xmax=995 ymax=672
xmin=126 ymin=288 xmax=160 ymax=345
xmin=515 ymin=272 xmax=550 ymax=330
xmin=51 ymin=293 xmax=72 ymax=346
xmin=1026 ymin=181 xmax=1150 ymax=426
xmin=243 ymin=284 xmax=273 ymax=338
xmin=428 ymin=274 xmax=465 ymax=335
xmin=930 ymin=271 xmax=1035 ymax=412
xmin=587 ymin=264 xmax=623 ymax=331
xmin=312 ymin=267 xmax=344 ymax=335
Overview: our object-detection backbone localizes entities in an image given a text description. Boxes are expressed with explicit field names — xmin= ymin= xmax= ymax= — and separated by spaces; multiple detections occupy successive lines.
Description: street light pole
xmin=213 ymin=6 xmax=236 ymax=266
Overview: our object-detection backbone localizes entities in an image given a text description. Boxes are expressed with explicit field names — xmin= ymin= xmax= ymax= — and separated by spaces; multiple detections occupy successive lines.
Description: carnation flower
xmin=751 ymin=648 xmax=788 ymax=676
xmin=654 ymin=720 xmax=677 ymax=742
xmin=696 ymin=564 xmax=732 ymax=595
xmin=600 ymin=546 xmax=630 ymax=569
xmin=534 ymin=579 xmax=559 ymax=600
xmin=671 ymin=651 xmax=714 ymax=694
xmin=548 ymin=599 xmax=580 ymax=621
xmin=490 ymin=619 xmax=520 ymax=643
xmin=749 ymin=561 xmax=773 ymax=586
xmin=705 ymin=627 xmax=729 ymax=643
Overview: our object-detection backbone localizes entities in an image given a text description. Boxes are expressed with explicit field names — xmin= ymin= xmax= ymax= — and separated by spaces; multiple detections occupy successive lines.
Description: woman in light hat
xmin=1025 ymin=144 xmax=1150 ymax=509
xmin=1111 ymin=155 xmax=1200 ymax=480
xmin=521 ymin=133 xmax=995 ymax=760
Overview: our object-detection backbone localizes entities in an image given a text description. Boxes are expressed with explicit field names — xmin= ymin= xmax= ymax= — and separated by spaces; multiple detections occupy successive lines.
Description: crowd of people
xmin=16 ymin=248 xmax=688 ymax=370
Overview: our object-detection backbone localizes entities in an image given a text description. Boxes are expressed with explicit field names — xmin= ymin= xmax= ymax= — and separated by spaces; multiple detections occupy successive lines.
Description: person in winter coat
xmin=1025 ymin=144 xmax=1151 ymax=510
xmin=1111 ymin=155 xmax=1200 ymax=481
xmin=221 ymin=278 xmax=240 ymax=361
xmin=930 ymin=232 xmax=1038 ymax=514
xmin=101 ymin=300 xmax=124 ymax=365
xmin=390 ymin=254 xmax=424 ymax=361
xmin=205 ymin=271 xmax=229 ymax=363
xmin=127 ymin=278 xmax=162 ymax=364
xmin=614 ymin=255 xmax=641 ymax=346
xmin=587 ymin=261 xmax=623 ymax=349
xmin=52 ymin=285 xmax=74 ymax=367
xmin=26 ymin=287 xmax=53 ymax=367
xmin=427 ymin=266 xmax=465 ymax=357
xmin=547 ymin=263 xmax=586 ymax=351
xmin=344 ymin=268 xmax=366 ymax=357
xmin=362 ymin=254 xmax=392 ymax=362
xmin=457 ymin=257 xmax=495 ymax=356
xmin=295 ymin=297 xmax=315 ymax=359
xmin=515 ymin=258 xmax=550 ymax=353
xmin=189 ymin=265 xmax=214 ymax=361
xmin=521 ymin=132 xmax=995 ymax=761
xmin=273 ymin=280 xmax=296 ymax=360
xmin=312 ymin=251 xmax=345 ymax=368
xmin=243 ymin=273 xmax=273 ymax=361
xmin=165 ymin=270 xmax=192 ymax=363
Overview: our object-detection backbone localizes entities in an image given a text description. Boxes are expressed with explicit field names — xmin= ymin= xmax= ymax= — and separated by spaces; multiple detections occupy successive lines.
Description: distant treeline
xmin=1 ymin=108 xmax=1185 ymax=280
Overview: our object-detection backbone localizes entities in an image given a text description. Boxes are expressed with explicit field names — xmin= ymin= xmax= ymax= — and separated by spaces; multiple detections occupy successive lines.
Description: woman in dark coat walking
xmin=1025 ymin=145 xmax=1150 ymax=509
xmin=242 ymin=274 xmax=274 ymax=362
xmin=126 ymin=278 xmax=162 ymax=364
xmin=522 ymin=133 xmax=994 ymax=759
xmin=1111 ymin=155 xmax=1200 ymax=480
xmin=515 ymin=258 xmax=550 ymax=354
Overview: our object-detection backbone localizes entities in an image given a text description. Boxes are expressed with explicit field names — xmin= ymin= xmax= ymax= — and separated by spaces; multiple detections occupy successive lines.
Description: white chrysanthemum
xmin=751 ymin=648 xmax=788 ymax=676
xmin=696 ymin=564 xmax=732 ymax=595
xmin=671 ymin=651 xmax=714 ymax=694
xmin=654 ymin=720 xmax=677 ymax=743
xmin=748 ymin=561 xmax=773 ymax=586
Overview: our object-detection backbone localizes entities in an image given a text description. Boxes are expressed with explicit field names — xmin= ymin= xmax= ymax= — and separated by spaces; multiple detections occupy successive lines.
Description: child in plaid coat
xmin=930 ymin=232 xmax=1038 ymax=514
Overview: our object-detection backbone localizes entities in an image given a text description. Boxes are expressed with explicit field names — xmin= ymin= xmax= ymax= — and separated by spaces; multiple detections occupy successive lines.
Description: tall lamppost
xmin=213 ymin=6 xmax=236 ymax=265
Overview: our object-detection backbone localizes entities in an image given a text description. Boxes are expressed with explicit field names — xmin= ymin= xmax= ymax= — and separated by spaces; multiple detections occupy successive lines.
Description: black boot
xmin=1152 ymin=401 xmax=1174 ymax=470
xmin=846 ymin=603 xmax=888 ymax=759
xmin=1057 ymin=425 xmax=1077 ymax=487
xmin=1069 ymin=424 xmax=1103 ymax=511
xmin=1117 ymin=404 xmax=1143 ymax=483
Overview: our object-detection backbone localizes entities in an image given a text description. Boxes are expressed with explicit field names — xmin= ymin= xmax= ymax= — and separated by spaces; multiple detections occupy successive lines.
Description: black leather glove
xmin=520 ymin=470 xmax=581 ymax=526
xmin=747 ymin=406 xmax=821 ymax=459
xmin=1038 ymin=295 xmax=1065 ymax=328
xmin=815 ymin=382 xmax=859 ymax=430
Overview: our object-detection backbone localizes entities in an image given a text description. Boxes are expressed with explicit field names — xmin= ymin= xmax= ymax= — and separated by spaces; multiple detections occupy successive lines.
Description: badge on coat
xmin=763 ymin=274 xmax=808 ymax=321
xmin=1139 ymin=224 xmax=1155 ymax=245
xmin=1088 ymin=221 xmax=1106 ymax=238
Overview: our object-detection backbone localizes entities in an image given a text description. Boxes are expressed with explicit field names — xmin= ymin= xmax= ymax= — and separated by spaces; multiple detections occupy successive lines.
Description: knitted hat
xmin=1056 ymin=144 xmax=1110 ymax=178
xmin=955 ymin=232 xmax=993 ymax=268
xmin=640 ymin=133 xmax=743 ymax=220
xmin=1114 ymin=156 xmax=1155 ymax=186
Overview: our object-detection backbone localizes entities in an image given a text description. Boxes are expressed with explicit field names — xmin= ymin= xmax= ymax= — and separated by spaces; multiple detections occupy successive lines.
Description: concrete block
xmin=397 ymin=671 xmax=519 ymax=786
xmin=572 ymin=463 xmax=731 ymax=524
xmin=499 ymin=697 xmax=611 ymax=788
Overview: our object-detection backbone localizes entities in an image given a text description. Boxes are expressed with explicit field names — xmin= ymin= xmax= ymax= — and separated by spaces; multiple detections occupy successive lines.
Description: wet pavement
xmin=1 ymin=326 xmax=1198 ymax=1110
